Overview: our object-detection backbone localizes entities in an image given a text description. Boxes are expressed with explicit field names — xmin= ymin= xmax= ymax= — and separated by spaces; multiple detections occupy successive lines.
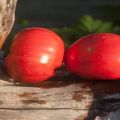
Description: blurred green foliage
xmin=17 ymin=18 xmax=29 ymax=27
xmin=52 ymin=15 xmax=120 ymax=47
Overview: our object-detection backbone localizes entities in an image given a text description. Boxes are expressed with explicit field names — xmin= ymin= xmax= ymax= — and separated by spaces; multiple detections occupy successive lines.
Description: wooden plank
xmin=0 ymin=109 xmax=89 ymax=120
xmin=0 ymin=75 xmax=119 ymax=110
xmin=0 ymin=69 xmax=120 ymax=119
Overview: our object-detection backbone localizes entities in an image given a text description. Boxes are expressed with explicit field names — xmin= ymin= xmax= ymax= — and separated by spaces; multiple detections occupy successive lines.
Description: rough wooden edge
xmin=0 ymin=0 xmax=18 ymax=48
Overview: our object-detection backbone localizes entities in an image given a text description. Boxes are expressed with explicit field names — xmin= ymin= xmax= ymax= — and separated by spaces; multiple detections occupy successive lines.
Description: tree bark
xmin=0 ymin=0 xmax=17 ymax=48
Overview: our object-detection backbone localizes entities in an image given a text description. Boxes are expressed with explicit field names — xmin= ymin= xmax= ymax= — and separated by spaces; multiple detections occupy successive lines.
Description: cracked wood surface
xmin=0 ymin=69 xmax=119 ymax=120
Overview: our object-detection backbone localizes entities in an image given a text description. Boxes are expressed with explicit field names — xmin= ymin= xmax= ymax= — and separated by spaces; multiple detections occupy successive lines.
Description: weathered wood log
xmin=0 ymin=0 xmax=17 ymax=48
xmin=0 ymin=70 xmax=119 ymax=120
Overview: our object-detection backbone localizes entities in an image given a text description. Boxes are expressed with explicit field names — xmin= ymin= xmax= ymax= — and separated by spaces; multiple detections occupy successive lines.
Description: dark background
xmin=15 ymin=0 xmax=120 ymax=28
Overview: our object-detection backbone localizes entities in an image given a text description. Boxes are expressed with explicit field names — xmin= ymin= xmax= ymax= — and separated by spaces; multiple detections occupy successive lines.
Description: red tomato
xmin=65 ymin=33 xmax=120 ymax=80
xmin=5 ymin=28 xmax=64 ymax=83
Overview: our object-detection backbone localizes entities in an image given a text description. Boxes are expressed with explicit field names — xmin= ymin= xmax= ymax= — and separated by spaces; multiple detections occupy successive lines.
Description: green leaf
xmin=52 ymin=15 xmax=120 ymax=47
xmin=17 ymin=19 xmax=29 ymax=26
xmin=75 ymin=15 xmax=94 ymax=32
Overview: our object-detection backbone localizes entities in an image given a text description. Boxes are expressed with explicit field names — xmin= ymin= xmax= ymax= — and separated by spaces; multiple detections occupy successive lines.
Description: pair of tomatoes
xmin=4 ymin=28 xmax=120 ymax=83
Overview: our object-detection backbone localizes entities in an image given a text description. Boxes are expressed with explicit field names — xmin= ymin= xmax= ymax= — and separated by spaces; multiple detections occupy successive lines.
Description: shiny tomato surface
xmin=5 ymin=28 xmax=64 ymax=83
xmin=65 ymin=33 xmax=120 ymax=80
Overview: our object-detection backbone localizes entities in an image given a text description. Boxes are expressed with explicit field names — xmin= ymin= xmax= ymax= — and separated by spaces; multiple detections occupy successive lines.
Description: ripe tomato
xmin=65 ymin=33 xmax=120 ymax=80
xmin=5 ymin=28 xmax=64 ymax=83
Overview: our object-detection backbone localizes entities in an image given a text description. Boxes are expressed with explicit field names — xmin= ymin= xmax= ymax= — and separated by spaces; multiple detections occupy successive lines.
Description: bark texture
xmin=0 ymin=0 xmax=17 ymax=48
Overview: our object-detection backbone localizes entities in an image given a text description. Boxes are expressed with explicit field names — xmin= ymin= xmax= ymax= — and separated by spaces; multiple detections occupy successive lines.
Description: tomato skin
xmin=65 ymin=33 xmax=120 ymax=80
xmin=5 ymin=28 xmax=64 ymax=83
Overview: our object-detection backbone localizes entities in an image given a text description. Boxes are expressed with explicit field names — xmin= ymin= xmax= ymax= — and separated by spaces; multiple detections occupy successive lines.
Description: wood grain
xmin=0 ymin=69 xmax=119 ymax=120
